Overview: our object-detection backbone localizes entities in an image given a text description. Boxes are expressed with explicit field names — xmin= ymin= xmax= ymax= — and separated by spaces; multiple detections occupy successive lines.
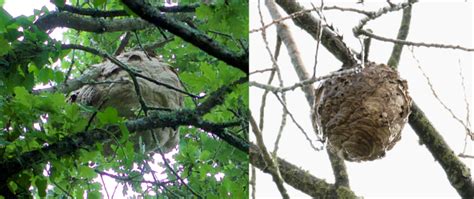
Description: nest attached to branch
xmin=313 ymin=62 xmax=412 ymax=162
xmin=73 ymin=51 xmax=184 ymax=155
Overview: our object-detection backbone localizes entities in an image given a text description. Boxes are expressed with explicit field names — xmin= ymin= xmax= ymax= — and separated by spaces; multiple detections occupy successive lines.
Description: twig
xmin=250 ymin=115 xmax=289 ymax=199
xmin=99 ymin=173 xmax=111 ymax=199
xmin=257 ymin=0 xmax=285 ymax=132
xmin=61 ymin=44 xmax=202 ymax=99
xmin=249 ymin=67 xmax=275 ymax=75
xmin=273 ymin=93 xmax=323 ymax=151
xmin=410 ymin=48 xmax=472 ymax=138
xmin=324 ymin=5 xmax=373 ymax=16
xmin=250 ymin=7 xmax=317 ymax=34
xmin=249 ymin=67 xmax=360 ymax=93
xmin=458 ymin=153 xmax=474 ymax=159
xmin=275 ymin=0 xmax=358 ymax=68
xmin=250 ymin=166 xmax=257 ymax=199
xmin=360 ymin=29 xmax=474 ymax=52
xmin=353 ymin=0 xmax=416 ymax=35
xmin=133 ymin=31 xmax=152 ymax=60
xmin=156 ymin=147 xmax=202 ymax=198
xmin=114 ymin=32 xmax=132 ymax=56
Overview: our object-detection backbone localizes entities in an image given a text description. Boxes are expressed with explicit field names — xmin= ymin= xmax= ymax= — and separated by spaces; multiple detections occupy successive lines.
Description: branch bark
xmin=57 ymin=3 xmax=199 ymax=18
xmin=35 ymin=12 xmax=152 ymax=33
xmin=275 ymin=0 xmax=358 ymax=68
xmin=121 ymin=0 xmax=248 ymax=74
xmin=250 ymin=143 xmax=357 ymax=198
xmin=387 ymin=5 xmax=474 ymax=198
xmin=409 ymin=103 xmax=474 ymax=198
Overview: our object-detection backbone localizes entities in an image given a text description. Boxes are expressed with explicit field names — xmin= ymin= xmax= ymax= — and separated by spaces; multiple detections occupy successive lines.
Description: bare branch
xmin=353 ymin=0 xmax=416 ymax=36
xmin=250 ymin=143 xmax=358 ymax=198
xmin=35 ymin=12 xmax=152 ymax=33
xmin=275 ymin=0 xmax=358 ymax=68
xmin=324 ymin=5 xmax=373 ymax=16
xmin=387 ymin=4 xmax=412 ymax=68
xmin=249 ymin=67 xmax=360 ymax=93
xmin=57 ymin=3 xmax=199 ymax=18
xmin=250 ymin=116 xmax=289 ymax=199
xmin=121 ymin=0 xmax=248 ymax=74
xmin=410 ymin=48 xmax=473 ymax=138
xmin=360 ymin=29 xmax=474 ymax=52
xmin=409 ymin=103 xmax=474 ymax=198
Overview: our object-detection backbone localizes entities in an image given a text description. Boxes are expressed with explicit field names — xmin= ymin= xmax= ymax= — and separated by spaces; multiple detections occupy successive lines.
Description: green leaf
xmin=14 ymin=86 xmax=33 ymax=109
xmin=0 ymin=37 xmax=10 ymax=56
xmin=87 ymin=190 xmax=101 ymax=199
xmin=97 ymin=107 xmax=120 ymax=125
xmin=35 ymin=176 xmax=47 ymax=197
xmin=199 ymin=150 xmax=211 ymax=160
xmin=7 ymin=181 xmax=17 ymax=194
xmin=92 ymin=0 xmax=106 ymax=8
xmin=75 ymin=188 xmax=85 ymax=199
xmin=37 ymin=67 xmax=53 ymax=83
xmin=53 ymin=0 xmax=65 ymax=7
xmin=79 ymin=166 xmax=96 ymax=179
xmin=0 ymin=8 xmax=12 ymax=33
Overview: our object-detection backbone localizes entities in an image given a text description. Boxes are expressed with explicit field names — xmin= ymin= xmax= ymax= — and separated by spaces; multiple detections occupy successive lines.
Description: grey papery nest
xmin=73 ymin=51 xmax=184 ymax=155
xmin=313 ymin=62 xmax=412 ymax=162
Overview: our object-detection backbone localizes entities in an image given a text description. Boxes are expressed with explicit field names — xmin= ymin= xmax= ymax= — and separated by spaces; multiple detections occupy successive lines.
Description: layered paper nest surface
xmin=313 ymin=63 xmax=412 ymax=162
xmin=74 ymin=51 xmax=184 ymax=154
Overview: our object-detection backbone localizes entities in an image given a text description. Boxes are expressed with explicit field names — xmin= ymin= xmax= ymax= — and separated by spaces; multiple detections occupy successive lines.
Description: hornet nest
xmin=72 ymin=51 xmax=184 ymax=155
xmin=312 ymin=62 xmax=412 ymax=162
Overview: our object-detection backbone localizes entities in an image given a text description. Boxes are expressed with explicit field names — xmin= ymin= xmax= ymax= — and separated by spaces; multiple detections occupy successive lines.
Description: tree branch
xmin=250 ymin=143 xmax=357 ymax=198
xmin=0 ymin=108 xmax=248 ymax=189
xmin=121 ymin=0 xmax=248 ymax=74
xmin=409 ymin=104 xmax=474 ymax=198
xmin=274 ymin=0 xmax=358 ymax=68
xmin=387 ymin=4 xmax=412 ymax=68
xmin=386 ymin=4 xmax=474 ymax=198
xmin=35 ymin=11 xmax=152 ymax=33
xmin=57 ymin=3 xmax=199 ymax=18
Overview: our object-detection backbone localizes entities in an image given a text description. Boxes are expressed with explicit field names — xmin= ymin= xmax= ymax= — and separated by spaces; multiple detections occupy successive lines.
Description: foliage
xmin=0 ymin=0 xmax=248 ymax=198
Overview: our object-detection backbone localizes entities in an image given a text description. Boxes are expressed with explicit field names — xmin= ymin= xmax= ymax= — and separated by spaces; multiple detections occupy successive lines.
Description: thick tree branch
xmin=409 ymin=104 xmax=474 ymax=198
xmin=386 ymin=5 xmax=474 ymax=198
xmin=121 ymin=0 xmax=248 ymax=74
xmin=0 ymin=108 xmax=248 ymax=189
xmin=57 ymin=3 xmax=199 ymax=18
xmin=250 ymin=143 xmax=357 ymax=198
xmin=275 ymin=0 xmax=358 ymax=68
xmin=35 ymin=11 xmax=152 ymax=33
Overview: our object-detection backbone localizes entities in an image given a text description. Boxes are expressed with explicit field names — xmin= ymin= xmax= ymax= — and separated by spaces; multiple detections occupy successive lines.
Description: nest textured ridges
xmin=314 ymin=62 xmax=411 ymax=162
xmin=75 ymin=51 xmax=184 ymax=154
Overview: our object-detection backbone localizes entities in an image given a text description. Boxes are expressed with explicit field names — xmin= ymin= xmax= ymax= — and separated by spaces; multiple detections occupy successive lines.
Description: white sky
xmin=250 ymin=0 xmax=473 ymax=198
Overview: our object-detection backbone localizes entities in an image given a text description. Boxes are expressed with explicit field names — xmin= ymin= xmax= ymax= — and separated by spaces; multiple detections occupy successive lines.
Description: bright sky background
xmin=250 ymin=0 xmax=472 ymax=198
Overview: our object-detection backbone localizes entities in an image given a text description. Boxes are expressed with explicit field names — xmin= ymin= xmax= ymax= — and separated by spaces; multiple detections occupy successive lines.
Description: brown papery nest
xmin=72 ymin=51 xmax=184 ymax=155
xmin=313 ymin=62 xmax=412 ymax=162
